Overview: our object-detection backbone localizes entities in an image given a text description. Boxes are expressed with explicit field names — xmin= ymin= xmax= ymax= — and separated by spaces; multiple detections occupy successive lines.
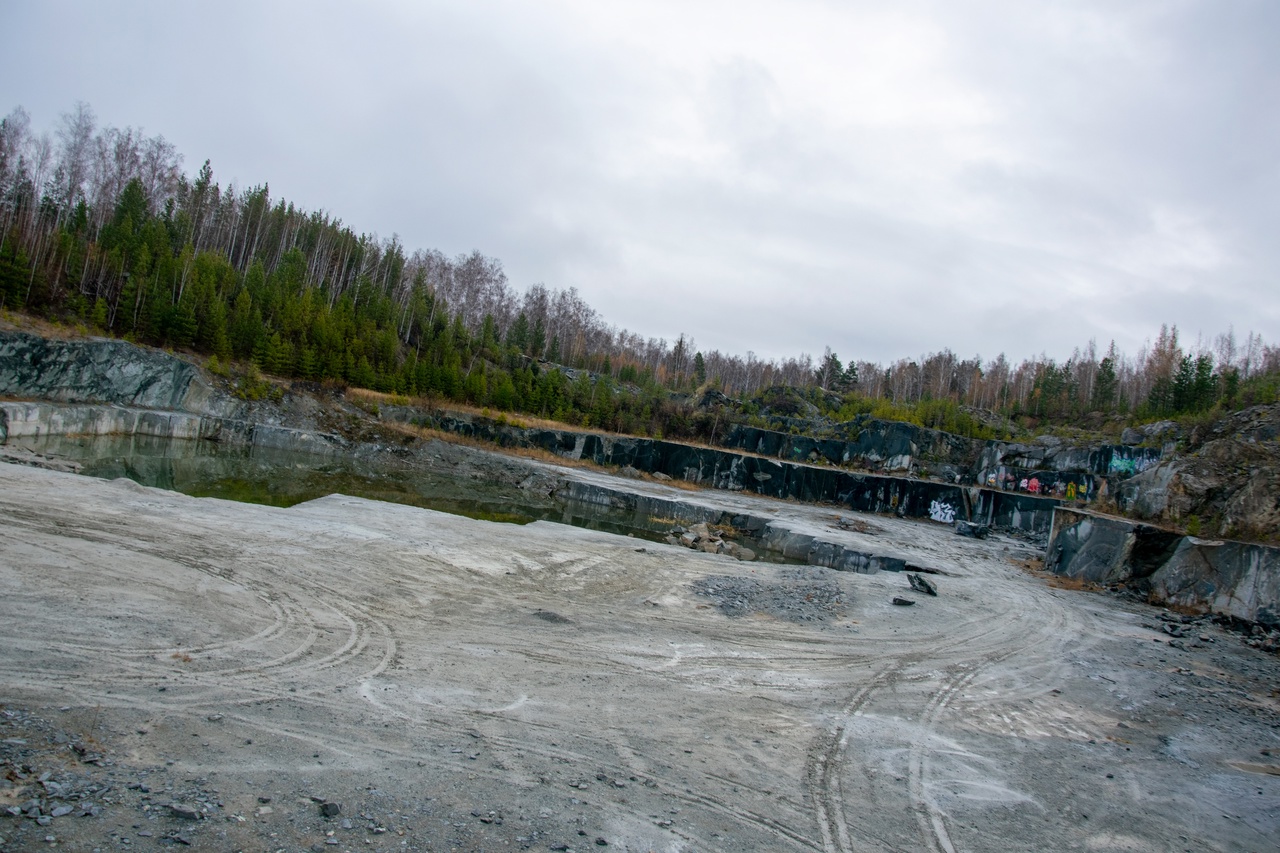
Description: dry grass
xmin=1011 ymin=556 xmax=1045 ymax=573
xmin=344 ymin=390 xmax=599 ymax=435
xmin=431 ymin=400 xmax=591 ymax=433
xmin=658 ymin=476 xmax=708 ymax=492
xmin=1045 ymin=574 xmax=1102 ymax=592
xmin=0 ymin=308 xmax=91 ymax=340
xmin=833 ymin=516 xmax=880 ymax=534
xmin=342 ymin=390 xmax=760 ymax=452
xmin=346 ymin=387 xmax=413 ymax=409
xmin=1012 ymin=556 xmax=1105 ymax=592
xmin=337 ymin=387 xmax=797 ymax=499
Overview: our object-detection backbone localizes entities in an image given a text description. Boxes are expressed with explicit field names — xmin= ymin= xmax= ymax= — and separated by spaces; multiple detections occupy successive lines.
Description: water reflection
xmin=6 ymin=434 xmax=682 ymax=544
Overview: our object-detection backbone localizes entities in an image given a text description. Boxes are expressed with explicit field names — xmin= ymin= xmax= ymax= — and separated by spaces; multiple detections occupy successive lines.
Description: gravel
xmin=691 ymin=568 xmax=850 ymax=622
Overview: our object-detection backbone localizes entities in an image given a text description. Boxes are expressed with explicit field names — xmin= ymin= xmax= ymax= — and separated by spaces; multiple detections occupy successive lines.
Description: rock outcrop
xmin=721 ymin=420 xmax=1163 ymax=508
xmin=414 ymin=411 xmax=1062 ymax=532
xmin=721 ymin=420 xmax=972 ymax=474
xmin=1118 ymin=404 xmax=1280 ymax=543
xmin=1046 ymin=506 xmax=1280 ymax=626
xmin=0 ymin=400 xmax=346 ymax=456
xmin=0 ymin=332 xmax=344 ymax=455
xmin=0 ymin=332 xmax=236 ymax=416
xmin=556 ymin=479 xmax=911 ymax=573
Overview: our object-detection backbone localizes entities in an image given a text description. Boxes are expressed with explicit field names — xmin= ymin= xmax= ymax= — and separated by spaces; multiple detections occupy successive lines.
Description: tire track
xmin=806 ymin=663 xmax=901 ymax=853
xmin=905 ymin=575 xmax=1081 ymax=853
xmin=806 ymin=564 xmax=1083 ymax=853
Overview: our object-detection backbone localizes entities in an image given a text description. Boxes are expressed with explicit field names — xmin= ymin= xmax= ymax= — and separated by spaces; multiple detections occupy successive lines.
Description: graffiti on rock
xmin=1109 ymin=455 xmax=1156 ymax=476
xmin=984 ymin=466 xmax=1092 ymax=502
xmin=929 ymin=500 xmax=956 ymax=523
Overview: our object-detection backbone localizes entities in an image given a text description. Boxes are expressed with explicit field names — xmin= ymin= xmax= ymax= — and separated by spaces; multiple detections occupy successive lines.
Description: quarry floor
xmin=1 ymin=458 xmax=1279 ymax=853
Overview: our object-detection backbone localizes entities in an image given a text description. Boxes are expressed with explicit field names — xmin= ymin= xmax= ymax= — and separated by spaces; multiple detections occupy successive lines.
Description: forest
xmin=2 ymin=102 xmax=1278 ymax=442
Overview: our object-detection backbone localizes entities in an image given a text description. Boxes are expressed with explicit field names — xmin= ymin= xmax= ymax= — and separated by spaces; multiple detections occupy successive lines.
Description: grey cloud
xmin=2 ymin=0 xmax=1276 ymax=366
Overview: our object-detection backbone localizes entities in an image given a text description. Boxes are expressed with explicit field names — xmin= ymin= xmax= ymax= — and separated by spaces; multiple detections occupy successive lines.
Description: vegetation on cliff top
xmin=2 ymin=102 xmax=1277 ymax=444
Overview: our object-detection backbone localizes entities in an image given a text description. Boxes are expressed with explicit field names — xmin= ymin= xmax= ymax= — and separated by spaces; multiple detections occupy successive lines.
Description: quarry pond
xmin=3 ymin=431 xmax=773 ymax=552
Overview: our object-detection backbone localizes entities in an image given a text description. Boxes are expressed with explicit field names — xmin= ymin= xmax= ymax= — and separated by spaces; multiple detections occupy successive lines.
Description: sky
xmin=2 ymin=0 xmax=1277 ymax=366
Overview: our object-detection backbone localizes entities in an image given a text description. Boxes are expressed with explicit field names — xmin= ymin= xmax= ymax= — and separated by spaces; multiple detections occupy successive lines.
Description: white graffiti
xmin=929 ymin=500 xmax=956 ymax=524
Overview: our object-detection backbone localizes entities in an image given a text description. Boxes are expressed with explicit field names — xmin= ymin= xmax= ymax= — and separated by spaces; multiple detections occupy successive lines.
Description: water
xmin=5 ymin=434 xmax=696 ymax=545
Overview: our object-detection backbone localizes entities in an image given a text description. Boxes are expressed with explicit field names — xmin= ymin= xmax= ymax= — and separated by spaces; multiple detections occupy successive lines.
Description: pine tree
xmin=1091 ymin=356 xmax=1118 ymax=411
xmin=816 ymin=348 xmax=843 ymax=391
xmin=490 ymin=371 xmax=517 ymax=410
xmin=229 ymin=289 xmax=259 ymax=359
xmin=506 ymin=312 xmax=530 ymax=354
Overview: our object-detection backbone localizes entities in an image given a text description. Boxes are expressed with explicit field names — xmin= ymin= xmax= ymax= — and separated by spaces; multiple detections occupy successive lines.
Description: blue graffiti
xmin=1109 ymin=458 xmax=1136 ymax=475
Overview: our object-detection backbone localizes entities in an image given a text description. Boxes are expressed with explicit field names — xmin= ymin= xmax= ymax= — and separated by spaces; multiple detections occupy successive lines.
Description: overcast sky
xmin=3 ymin=0 xmax=1277 ymax=365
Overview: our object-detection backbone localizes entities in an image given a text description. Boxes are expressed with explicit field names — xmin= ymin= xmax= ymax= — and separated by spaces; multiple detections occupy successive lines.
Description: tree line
xmin=2 ymin=102 xmax=1276 ymax=440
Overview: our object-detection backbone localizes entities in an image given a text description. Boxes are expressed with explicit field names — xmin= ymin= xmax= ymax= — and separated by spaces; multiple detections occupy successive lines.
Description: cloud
xmin=1 ymin=0 xmax=1276 ymax=364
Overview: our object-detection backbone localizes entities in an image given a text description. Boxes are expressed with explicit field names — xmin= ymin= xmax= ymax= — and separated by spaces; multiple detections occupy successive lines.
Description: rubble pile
xmin=665 ymin=522 xmax=757 ymax=561
xmin=691 ymin=568 xmax=849 ymax=622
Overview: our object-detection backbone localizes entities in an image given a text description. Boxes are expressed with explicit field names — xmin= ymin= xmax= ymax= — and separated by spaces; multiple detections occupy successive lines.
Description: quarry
xmin=2 ymin=331 xmax=1279 ymax=852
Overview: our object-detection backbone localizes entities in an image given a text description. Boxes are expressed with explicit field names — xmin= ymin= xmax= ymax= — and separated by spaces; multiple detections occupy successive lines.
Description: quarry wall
xmin=1046 ymin=506 xmax=1280 ymax=625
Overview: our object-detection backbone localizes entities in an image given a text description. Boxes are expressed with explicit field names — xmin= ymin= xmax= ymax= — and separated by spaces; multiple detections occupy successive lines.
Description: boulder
xmin=954 ymin=521 xmax=989 ymax=539
xmin=908 ymin=573 xmax=938 ymax=596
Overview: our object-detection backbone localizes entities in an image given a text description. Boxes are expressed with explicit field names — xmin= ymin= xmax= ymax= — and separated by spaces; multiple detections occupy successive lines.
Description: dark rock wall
xmin=721 ymin=422 xmax=1162 ymax=508
xmin=1046 ymin=507 xmax=1280 ymax=625
xmin=0 ymin=331 xmax=233 ymax=416
xmin=978 ymin=441 xmax=1162 ymax=478
xmin=722 ymin=421 xmax=971 ymax=472
xmin=972 ymin=441 xmax=1162 ymax=505
xmin=0 ymin=401 xmax=343 ymax=456
xmin=413 ymin=413 xmax=1061 ymax=532
xmin=0 ymin=331 xmax=1164 ymax=537
xmin=555 ymin=480 xmax=909 ymax=573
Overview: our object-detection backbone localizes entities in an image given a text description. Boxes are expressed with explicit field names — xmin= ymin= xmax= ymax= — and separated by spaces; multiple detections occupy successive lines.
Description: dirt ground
xmin=1 ymin=460 xmax=1279 ymax=853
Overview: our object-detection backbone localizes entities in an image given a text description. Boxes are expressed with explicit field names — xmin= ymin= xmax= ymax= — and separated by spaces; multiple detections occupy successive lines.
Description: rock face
xmin=974 ymin=439 xmax=1162 ymax=501
xmin=1046 ymin=507 xmax=1280 ymax=625
xmin=0 ymin=332 xmax=345 ymax=455
xmin=422 ymin=413 xmax=1062 ymax=532
xmin=1120 ymin=420 xmax=1180 ymax=447
xmin=1118 ymin=404 xmax=1280 ymax=543
xmin=720 ymin=421 xmax=1162 ymax=506
xmin=0 ymin=401 xmax=345 ymax=456
xmin=0 ymin=401 xmax=210 ymax=442
xmin=722 ymin=421 xmax=971 ymax=474
xmin=557 ymin=479 xmax=910 ymax=573
xmin=0 ymin=332 xmax=235 ymax=416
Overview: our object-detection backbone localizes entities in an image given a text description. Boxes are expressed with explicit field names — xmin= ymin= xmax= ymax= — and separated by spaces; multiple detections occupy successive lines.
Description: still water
xmin=6 ymin=433 xmax=684 ymax=544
